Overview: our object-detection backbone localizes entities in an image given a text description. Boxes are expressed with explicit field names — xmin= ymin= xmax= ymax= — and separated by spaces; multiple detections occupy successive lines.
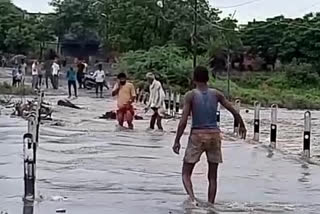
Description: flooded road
xmin=1 ymin=87 xmax=320 ymax=213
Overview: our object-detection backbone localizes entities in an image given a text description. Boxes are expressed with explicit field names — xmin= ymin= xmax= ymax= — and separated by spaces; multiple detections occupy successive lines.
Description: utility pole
xmin=193 ymin=0 xmax=197 ymax=69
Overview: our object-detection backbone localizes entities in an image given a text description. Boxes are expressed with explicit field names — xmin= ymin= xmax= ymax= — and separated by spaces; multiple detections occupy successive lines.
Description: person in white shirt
xmin=93 ymin=64 xmax=105 ymax=98
xmin=20 ymin=59 xmax=27 ymax=85
xmin=31 ymin=60 xmax=39 ymax=89
xmin=52 ymin=58 xmax=60 ymax=90
xmin=145 ymin=72 xmax=166 ymax=131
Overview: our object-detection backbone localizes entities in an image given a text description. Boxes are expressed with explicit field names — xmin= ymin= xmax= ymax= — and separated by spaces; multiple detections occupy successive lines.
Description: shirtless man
xmin=112 ymin=73 xmax=136 ymax=129
xmin=172 ymin=66 xmax=247 ymax=205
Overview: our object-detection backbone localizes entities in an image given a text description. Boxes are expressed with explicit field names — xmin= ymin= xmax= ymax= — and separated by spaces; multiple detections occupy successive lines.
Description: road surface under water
xmin=1 ymin=87 xmax=320 ymax=214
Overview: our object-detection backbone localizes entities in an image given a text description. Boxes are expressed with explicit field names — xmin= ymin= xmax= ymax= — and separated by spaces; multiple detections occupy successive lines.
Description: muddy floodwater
xmin=1 ymin=84 xmax=320 ymax=213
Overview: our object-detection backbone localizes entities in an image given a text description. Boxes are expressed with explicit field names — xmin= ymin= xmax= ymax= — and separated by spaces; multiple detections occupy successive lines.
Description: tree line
xmin=1 ymin=0 xmax=320 ymax=72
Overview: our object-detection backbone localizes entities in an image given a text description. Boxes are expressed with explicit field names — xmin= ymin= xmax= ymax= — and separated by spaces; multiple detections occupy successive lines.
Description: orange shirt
xmin=113 ymin=82 xmax=136 ymax=108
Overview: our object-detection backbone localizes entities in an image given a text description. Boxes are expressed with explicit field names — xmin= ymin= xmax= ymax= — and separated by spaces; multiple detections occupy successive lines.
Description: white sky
xmin=12 ymin=0 xmax=320 ymax=23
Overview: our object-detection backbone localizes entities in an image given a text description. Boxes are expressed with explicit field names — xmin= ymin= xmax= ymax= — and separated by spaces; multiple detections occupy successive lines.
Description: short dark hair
xmin=193 ymin=66 xmax=209 ymax=83
xmin=98 ymin=63 xmax=102 ymax=69
xmin=117 ymin=72 xmax=127 ymax=79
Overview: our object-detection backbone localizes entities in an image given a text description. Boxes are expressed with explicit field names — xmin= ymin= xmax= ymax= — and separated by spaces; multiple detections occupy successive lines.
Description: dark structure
xmin=61 ymin=32 xmax=101 ymax=59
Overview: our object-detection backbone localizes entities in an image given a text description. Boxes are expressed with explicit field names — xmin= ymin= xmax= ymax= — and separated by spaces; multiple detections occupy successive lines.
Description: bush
xmin=118 ymin=45 xmax=194 ymax=93
xmin=283 ymin=63 xmax=320 ymax=88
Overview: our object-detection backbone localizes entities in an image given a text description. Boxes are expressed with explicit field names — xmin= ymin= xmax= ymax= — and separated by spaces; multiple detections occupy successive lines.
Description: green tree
xmin=4 ymin=26 xmax=35 ymax=53
xmin=50 ymin=0 xmax=100 ymax=52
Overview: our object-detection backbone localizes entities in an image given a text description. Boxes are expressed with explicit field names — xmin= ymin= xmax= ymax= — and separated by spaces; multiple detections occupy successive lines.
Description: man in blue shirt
xmin=67 ymin=66 xmax=77 ymax=98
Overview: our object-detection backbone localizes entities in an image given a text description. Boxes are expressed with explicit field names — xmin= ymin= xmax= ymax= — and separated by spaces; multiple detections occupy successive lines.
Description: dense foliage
xmin=240 ymin=14 xmax=320 ymax=73
xmin=119 ymin=45 xmax=202 ymax=92
xmin=2 ymin=0 xmax=320 ymax=107
xmin=0 ymin=0 xmax=55 ymax=55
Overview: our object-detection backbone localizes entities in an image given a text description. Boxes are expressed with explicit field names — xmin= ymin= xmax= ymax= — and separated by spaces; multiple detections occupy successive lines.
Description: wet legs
xmin=208 ymin=163 xmax=219 ymax=204
xmin=117 ymin=110 xmax=134 ymax=129
xmin=96 ymin=82 xmax=103 ymax=98
xmin=182 ymin=162 xmax=196 ymax=201
xmin=150 ymin=109 xmax=163 ymax=130
xmin=68 ymin=81 xmax=77 ymax=97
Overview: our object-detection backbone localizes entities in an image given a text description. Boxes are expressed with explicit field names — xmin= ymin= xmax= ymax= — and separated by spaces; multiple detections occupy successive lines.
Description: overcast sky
xmin=12 ymin=0 xmax=320 ymax=23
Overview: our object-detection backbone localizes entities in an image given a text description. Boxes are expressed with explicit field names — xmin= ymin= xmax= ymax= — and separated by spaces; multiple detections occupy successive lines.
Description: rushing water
xmin=1 ymin=88 xmax=320 ymax=214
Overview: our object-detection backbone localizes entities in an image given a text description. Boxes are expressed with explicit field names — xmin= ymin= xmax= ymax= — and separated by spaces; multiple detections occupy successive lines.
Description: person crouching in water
xmin=145 ymin=72 xmax=166 ymax=131
xmin=66 ymin=66 xmax=77 ymax=98
xmin=112 ymin=73 xmax=136 ymax=129
xmin=93 ymin=64 xmax=105 ymax=98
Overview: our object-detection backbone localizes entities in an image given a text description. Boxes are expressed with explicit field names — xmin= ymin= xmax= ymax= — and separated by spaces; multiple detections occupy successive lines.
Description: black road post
xmin=234 ymin=99 xmax=241 ymax=135
xmin=253 ymin=101 xmax=260 ymax=141
xmin=303 ymin=111 xmax=311 ymax=159
xmin=136 ymin=88 xmax=140 ymax=102
xmin=216 ymin=104 xmax=221 ymax=127
xmin=165 ymin=90 xmax=169 ymax=112
xmin=175 ymin=93 xmax=180 ymax=114
xmin=270 ymin=104 xmax=278 ymax=148
xmin=23 ymin=200 xmax=34 ymax=214
xmin=23 ymin=133 xmax=36 ymax=201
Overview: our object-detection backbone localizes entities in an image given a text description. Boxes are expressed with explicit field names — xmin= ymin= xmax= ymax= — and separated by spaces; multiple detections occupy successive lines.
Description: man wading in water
xmin=112 ymin=73 xmax=136 ymax=129
xmin=172 ymin=66 xmax=247 ymax=205
xmin=145 ymin=72 xmax=166 ymax=131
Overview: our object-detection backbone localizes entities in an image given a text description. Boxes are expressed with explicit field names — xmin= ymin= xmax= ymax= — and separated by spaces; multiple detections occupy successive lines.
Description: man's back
xmin=190 ymin=88 xmax=219 ymax=130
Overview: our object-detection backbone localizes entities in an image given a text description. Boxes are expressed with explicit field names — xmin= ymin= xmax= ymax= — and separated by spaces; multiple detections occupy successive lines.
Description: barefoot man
xmin=112 ymin=73 xmax=136 ymax=129
xmin=172 ymin=66 xmax=247 ymax=205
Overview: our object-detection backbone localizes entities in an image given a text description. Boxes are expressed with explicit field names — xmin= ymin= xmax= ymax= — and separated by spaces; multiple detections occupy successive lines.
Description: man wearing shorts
xmin=172 ymin=66 xmax=247 ymax=205
xmin=112 ymin=73 xmax=136 ymax=129
xmin=145 ymin=72 xmax=166 ymax=131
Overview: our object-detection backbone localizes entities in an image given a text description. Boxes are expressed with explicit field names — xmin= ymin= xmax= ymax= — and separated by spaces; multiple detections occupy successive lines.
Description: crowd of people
xmin=10 ymin=57 xmax=108 ymax=96
xmin=8 ymin=57 xmax=249 ymax=205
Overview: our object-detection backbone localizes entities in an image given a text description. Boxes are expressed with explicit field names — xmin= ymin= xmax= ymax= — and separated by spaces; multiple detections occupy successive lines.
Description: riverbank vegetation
xmin=1 ymin=0 xmax=320 ymax=108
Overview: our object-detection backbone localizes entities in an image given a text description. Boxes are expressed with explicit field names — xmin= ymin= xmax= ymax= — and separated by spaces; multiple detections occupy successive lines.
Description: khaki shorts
xmin=184 ymin=132 xmax=222 ymax=164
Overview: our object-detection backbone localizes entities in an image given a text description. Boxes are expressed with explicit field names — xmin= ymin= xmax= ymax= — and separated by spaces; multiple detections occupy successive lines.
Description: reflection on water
xmin=1 ymin=94 xmax=320 ymax=213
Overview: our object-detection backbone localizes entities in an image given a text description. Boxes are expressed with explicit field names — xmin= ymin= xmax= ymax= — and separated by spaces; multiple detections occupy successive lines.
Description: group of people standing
xmin=32 ymin=58 xmax=61 ymax=90
xmin=12 ymin=58 xmax=61 ymax=90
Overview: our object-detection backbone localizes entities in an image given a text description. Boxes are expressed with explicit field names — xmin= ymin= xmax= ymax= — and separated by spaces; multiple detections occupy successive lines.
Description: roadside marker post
xmin=303 ymin=111 xmax=311 ymax=159
xmin=175 ymin=93 xmax=181 ymax=114
xmin=136 ymin=88 xmax=140 ymax=102
xmin=253 ymin=101 xmax=261 ymax=141
xmin=234 ymin=99 xmax=241 ymax=135
xmin=216 ymin=104 xmax=220 ymax=127
xmin=138 ymin=90 xmax=144 ymax=103
xmin=23 ymin=133 xmax=36 ymax=201
xmin=27 ymin=114 xmax=37 ymax=143
xmin=270 ymin=104 xmax=278 ymax=148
